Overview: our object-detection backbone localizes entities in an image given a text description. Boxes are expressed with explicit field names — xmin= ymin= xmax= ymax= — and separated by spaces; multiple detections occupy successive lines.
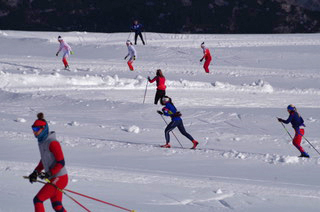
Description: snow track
xmin=1 ymin=31 xmax=320 ymax=211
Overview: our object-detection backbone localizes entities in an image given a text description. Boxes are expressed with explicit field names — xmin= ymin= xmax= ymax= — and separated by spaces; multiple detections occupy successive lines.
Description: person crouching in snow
xmin=278 ymin=104 xmax=310 ymax=158
xmin=56 ymin=36 xmax=73 ymax=69
xmin=148 ymin=69 xmax=166 ymax=105
xmin=124 ymin=40 xmax=137 ymax=71
xmin=157 ymin=96 xmax=199 ymax=149
xmin=200 ymin=42 xmax=212 ymax=73
xmin=28 ymin=112 xmax=68 ymax=212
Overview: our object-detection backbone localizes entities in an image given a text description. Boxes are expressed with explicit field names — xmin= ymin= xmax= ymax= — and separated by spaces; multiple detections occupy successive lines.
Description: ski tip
xmin=23 ymin=176 xmax=29 ymax=179
xmin=131 ymin=210 xmax=136 ymax=212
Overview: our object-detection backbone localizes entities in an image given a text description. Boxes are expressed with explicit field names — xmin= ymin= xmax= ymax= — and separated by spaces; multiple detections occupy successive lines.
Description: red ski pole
xmin=64 ymin=188 xmax=135 ymax=212
xmin=23 ymin=176 xmax=91 ymax=212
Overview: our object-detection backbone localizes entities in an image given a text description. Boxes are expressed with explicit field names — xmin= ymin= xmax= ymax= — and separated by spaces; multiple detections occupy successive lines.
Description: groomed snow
xmin=0 ymin=31 xmax=320 ymax=212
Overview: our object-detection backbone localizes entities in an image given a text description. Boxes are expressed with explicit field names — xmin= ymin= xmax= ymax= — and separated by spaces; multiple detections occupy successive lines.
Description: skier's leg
xmin=62 ymin=52 xmax=69 ymax=68
xmin=293 ymin=129 xmax=306 ymax=153
xmin=139 ymin=32 xmax=145 ymax=45
xmin=165 ymin=121 xmax=177 ymax=144
xmin=203 ymin=59 xmax=211 ymax=73
xmin=134 ymin=33 xmax=138 ymax=45
xmin=154 ymin=90 xmax=165 ymax=105
xmin=177 ymin=120 xmax=194 ymax=141
xmin=50 ymin=175 xmax=68 ymax=212
xmin=34 ymin=183 xmax=56 ymax=212
xmin=127 ymin=59 xmax=134 ymax=71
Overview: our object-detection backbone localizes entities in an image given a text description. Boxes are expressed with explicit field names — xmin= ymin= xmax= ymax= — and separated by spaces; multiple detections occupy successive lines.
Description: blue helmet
xmin=287 ymin=104 xmax=296 ymax=112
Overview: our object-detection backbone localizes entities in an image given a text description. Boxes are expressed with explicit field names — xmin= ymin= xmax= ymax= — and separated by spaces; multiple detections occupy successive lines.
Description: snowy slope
xmin=0 ymin=30 xmax=320 ymax=212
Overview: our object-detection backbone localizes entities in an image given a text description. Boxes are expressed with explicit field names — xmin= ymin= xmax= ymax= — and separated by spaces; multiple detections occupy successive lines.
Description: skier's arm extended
xmin=148 ymin=76 xmax=157 ymax=83
xmin=282 ymin=114 xmax=293 ymax=124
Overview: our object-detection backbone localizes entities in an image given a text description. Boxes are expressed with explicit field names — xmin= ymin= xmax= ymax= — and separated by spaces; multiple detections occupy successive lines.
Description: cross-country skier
xmin=28 ymin=112 xmax=68 ymax=212
xmin=157 ymin=96 xmax=199 ymax=149
xmin=124 ymin=40 xmax=137 ymax=71
xmin=278 ymin=104 xmax=310 ymax=158
xmin=200 ymin=42 xmax=212 ymax=73
xmin=56 ymin=36 xmax=73 ymax=69
xmin=148 ymin=69 xmax=166 ymax=105
xmin=131 ymin=20 xmax=145 ymax=45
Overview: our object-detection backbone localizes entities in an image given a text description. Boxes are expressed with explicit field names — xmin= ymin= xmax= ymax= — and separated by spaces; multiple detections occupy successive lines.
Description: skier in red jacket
xmin=28 ymin=113 xmax=68 ymax=212
xmin=148 ymin=69 xmax=166 ymax=105
xmin=200 ymin=42 xmax=212 ymax=73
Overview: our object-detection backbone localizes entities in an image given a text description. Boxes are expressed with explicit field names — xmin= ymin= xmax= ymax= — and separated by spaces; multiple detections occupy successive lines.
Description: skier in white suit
xmin=56 ymin=36 xmax=73 ymax=69
xmin=124 ymin=40 xmax=137 ymax=71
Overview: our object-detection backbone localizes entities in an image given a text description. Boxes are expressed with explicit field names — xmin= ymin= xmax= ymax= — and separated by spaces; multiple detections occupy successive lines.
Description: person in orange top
xmin=200 ymin=42 xmax=212 ymax=73
xmin=148 ymin=69 xmax=166 ymax=105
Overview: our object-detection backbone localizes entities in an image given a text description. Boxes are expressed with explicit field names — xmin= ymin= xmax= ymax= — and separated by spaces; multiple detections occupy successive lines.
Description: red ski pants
xmin=203 ymin=58 xmax=211 ymax=73
xmin=33 ymin=174 xmax=68 ymax=212
xmin=127 ymin=60 xmax=134 ymax=71
xmin=62 ymin=57 xmax=68 ymax=67
xmin=293 ymin=129 xmax=305 ymax=153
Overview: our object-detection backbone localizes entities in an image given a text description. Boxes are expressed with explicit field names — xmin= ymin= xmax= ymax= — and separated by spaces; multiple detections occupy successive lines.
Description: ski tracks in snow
xmin=1 ymin=159 xmax=320 ymax=212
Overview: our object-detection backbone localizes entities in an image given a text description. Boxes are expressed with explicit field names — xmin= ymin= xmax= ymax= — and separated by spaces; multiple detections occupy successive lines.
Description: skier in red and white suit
xmin=28 ymin=113 xmax=68 ymax=212
xmin=200 ymin=42 xmax=212 ymax=73
xmin=56 ymin=36 xmax=72 ymax=69
xmin=124 ymin=40 xmax=137 ymax=71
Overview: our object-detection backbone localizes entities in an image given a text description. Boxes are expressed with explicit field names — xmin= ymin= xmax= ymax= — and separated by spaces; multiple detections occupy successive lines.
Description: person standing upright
xmin=124 ymin=40 xmax=137 ymax=71
xmin=278 ymin=104 xmax=310 ymax=158
xmin=131 ymin=20 xmax=145 ymax=45
xmin=28 ymin=112 xmax=68 ymax=212
xmin=148 ymin=69 xmax=166 ymax=105
xmin=200 ymin=42 xmax=212 ymax=73
xmin=56 ymin=36 xmax=73 ymax=69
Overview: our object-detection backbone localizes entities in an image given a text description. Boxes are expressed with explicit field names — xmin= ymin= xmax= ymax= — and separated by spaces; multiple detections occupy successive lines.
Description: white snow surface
xmin=1 ymin=31 xmax=320 ymax=212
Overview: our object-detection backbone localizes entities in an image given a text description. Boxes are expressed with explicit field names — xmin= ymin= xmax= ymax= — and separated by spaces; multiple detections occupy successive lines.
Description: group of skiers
xmin=56 ymin=20 xmax=212 ymax=74
xmin=27 ymin=20 xmax=311 ymax=212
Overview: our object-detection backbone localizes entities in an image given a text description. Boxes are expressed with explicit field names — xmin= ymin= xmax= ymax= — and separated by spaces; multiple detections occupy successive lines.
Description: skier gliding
xmin=28 ymin=112 xmax=68 ymax=212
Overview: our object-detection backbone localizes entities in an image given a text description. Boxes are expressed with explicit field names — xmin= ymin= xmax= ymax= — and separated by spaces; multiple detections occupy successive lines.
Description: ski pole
xmin=302 ymin=136 xmax=320 ymax=155
xmin=63 ymin=188 xmax=135 ymax=212
xmin=278 ymin=119 xmax=293 ymax=140
xmin=144 ymin=31 xmax=147 ymax=45
xmin=23 ymin=176 xmax=136 ymax=212
xmin=127 ymin=32 xmax=132 ymax=40
xmin=159 ymin=114 xmax=184 ymax=148
xmin=23 ymin=176 xmax=91 ymax=212
xmin=143 ymin=80 xmax=148 ymax=104
xmin=278 ymin=119 xmax=320 ymax=155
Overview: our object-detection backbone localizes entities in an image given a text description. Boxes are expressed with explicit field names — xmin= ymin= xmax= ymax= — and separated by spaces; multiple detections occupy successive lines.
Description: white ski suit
xmin=126 ymin=45 xmax=137 ymax=62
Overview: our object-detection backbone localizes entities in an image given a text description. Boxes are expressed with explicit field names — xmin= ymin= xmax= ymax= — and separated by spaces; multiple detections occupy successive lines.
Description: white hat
xmin=58 ymin=36 xmax=63 ymax=41
xmin=200 ymin=42 xmax=205 ymax=48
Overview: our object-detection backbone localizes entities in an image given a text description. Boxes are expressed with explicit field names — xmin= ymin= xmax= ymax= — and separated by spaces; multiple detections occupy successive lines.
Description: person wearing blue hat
xmin=278 ymin=104 xmax=310 ymax=158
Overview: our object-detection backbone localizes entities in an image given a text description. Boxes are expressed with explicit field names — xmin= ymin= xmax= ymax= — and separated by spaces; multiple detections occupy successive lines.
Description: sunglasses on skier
xmin=32 ymin=126 xmax=44 ymax=132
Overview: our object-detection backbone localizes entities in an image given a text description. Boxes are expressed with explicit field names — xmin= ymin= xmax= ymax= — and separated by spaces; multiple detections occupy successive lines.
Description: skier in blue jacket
xmin=131 ymin=20 xmax=145 ymax=45
xmin=157 ymin=96 xmax=199 ymax=149
xmin=278 ymin=104 xmax=310 ymax=158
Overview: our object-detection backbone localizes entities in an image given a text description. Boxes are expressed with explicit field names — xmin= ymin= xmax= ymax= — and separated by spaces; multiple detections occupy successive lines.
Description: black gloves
xmin=200 ymin=58 xmax=203 ymax=62
xmin=56 ymin=53 xmax=58 ymax=56
xmin=277 ymin=118 xmax=283 ymax=122
xmin=157 ymin=110 xmax=163 ymax=115
xmin=147 ymin=76 xmax=151 ymax=81
xmin=39 ymin=172 xmax=51 ymax=180
xmin=28 ymin=170 xmax=39 ymax=183
xmin=124 ymin=56 xmax=128 ymax=60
